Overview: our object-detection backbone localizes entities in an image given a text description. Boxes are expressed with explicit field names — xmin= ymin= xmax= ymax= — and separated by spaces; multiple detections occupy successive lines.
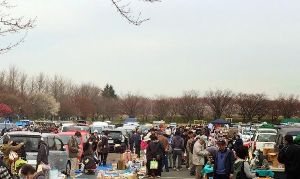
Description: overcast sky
xmin=1 ymin=0 xmax=300 ymax=97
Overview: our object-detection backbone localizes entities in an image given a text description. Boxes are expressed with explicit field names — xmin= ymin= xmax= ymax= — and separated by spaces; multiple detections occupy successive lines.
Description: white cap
xmin=94 ymin=130 xmax=98 ymax=133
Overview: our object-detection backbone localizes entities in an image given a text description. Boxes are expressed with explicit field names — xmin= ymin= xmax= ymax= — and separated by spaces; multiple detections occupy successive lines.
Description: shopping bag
xmin=150 ymin=160 xmax=158 ymax=170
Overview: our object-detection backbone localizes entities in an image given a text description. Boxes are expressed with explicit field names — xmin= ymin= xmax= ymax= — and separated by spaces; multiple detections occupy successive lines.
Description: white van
xmin=91 ymin=122 xmax=109 ymax=133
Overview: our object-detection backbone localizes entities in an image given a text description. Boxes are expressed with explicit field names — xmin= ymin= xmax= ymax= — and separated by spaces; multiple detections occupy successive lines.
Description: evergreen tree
xmin=102 ymin=84 xmax=117 ymax=98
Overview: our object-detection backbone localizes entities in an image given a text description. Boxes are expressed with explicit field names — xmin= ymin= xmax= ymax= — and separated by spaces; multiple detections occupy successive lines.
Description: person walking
xmin=98 ymin=131 xmax=109 ymax=166
xmin=213 ymin=139 xmax=235 ymax=179
xmin=278 ymin=135 xmax=300 ymax=179
xmin=192 ymin=136 xmax=208 ymax=179
xmin=131 ymin=130 xmax=142 ymax=158
xmin=67 ymin=131 xmax=81 ymax=179
xmin=146 ymin=135 xmax=165 ymax=178
xmin=158 ymin=133 xmax=170 ymax=172
xmin=171 ymin=131 xmax=184 ymax=171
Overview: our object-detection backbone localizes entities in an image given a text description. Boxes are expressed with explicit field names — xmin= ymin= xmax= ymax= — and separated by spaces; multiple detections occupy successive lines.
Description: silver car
xmin=5 ymin=131 xmax=70 ymax=174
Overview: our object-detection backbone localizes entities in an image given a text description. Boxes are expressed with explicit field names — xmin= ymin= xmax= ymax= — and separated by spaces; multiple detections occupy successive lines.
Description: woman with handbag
xmin=146 ymin=134 xmax=165 ymax=178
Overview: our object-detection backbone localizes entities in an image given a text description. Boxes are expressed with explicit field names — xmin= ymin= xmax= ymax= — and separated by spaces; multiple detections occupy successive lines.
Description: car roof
xmin=278 ymin=127 xmax=300 ymax=135
xmin=41 ymin=133 xmax=58 ymax=137
xmin=7 ymin=131 xmax=41 ymax=136
xmin=257 ymin=133 xmax=277 ymax=136
xmin=58 ymin=131 xmax=89 ymax=135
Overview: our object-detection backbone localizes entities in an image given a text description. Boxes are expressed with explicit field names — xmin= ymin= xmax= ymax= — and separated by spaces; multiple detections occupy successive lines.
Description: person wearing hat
xmin=278 ymin=135 xmax=300 ymax=179
xmin=192 ymin=135 xmax=208 ymax=179
xmin=213 ymin=139 xmax=234 ymax=179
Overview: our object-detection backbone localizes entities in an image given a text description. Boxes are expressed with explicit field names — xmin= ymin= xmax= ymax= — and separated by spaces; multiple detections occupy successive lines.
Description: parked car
xmin=102 ymin=130 xmax=127 ymax=153
xmin=276 ymin=127 xmax=300 ymax=148
xmin=4 ymin=131 xmax=69 ymax=173
xmin=61 ymin=125 xmax=91 ymax=133
xmin=253 ymin=133 xmax=277 ymax=151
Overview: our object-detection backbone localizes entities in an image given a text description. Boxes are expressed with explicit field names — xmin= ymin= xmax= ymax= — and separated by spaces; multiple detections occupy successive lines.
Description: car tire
xmin=65 ymin=161 xmax=71 ymax=176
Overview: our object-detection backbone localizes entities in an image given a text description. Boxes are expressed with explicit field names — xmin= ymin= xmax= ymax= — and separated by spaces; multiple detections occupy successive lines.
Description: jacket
xmin=0 ymin=142 xmax=23 ymax=167
xmin=233 ymin=159 xmax=256 ymax=179
xmin=146 ymin=140 xmax=165 ymax=160
xmin=98 ymin=135 xmax=109 ymax=154
xmin=171 ymin=135 xmax=184 ymax=151
xmin=192 ymin=140 xmax=208 ymax=166
xmin=37 ymin=141 xmax=49 ymax=166
xmin=68 ymin=136 xmax=79 ymax=158
xmin=213 ymin=149 xmax=235 ymax=176
xmin=278 ymin=144 xmax=300 ymax=174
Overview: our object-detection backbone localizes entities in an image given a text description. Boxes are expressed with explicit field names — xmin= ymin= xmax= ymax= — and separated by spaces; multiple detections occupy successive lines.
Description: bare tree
xmin=266 ymin=100 xmax=280 ymax=122
xmin=0 ymin=0 xmax=34 ymax=53
xmin=139 ymin=97 xmax=153 ymax=121
xmin=236 ymin=93 xmax=267 ymax=122
xmin=120 ymin=93 xmax=143 ymax=117
xmin=168 ymin=98 xmax=180 ymax=121
xmin=205 ymin=90 xmax=234 ymax=119
xmin=153 ymin=97 xmax=170 ymax=120
xmin=111 ymin=0 xmax=160 ymax=26
xmin=19 ymin=72 xmax=27 ymax=96
xmin=277 ymin=94 xmax=299 ymax=118
xmin=7 ymin=65 xmax=19 ymax=92
xmin=179 ymin=91 xmax=203 ymax=123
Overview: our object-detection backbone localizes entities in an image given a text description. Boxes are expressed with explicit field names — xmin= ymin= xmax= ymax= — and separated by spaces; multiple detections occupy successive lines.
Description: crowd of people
xmin=131 ymin=125 xmax=300 ymax=179
xmin=0 ymin=123 xmax=299 ymax=179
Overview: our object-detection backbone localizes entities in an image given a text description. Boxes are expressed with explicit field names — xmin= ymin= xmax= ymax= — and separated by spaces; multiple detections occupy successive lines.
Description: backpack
xmin=233 ymin=161 xmax=249 ymax=179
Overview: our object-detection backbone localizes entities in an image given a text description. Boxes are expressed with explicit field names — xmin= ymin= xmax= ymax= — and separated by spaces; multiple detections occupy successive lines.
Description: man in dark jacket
xmin=37 ymin=140 xmax=49 ymax=168
xmin=131 ymin=130 xmax=141 ymax=158
xmin=278 ymin=135 xmax=300 ymax=179
xmin=99 ymin=131 xmax=109 ymax=166
xmin=214 ymin=139 xmax=234 ymax=179
xmin=233 ymin=135 xmax=243 ymax=151
xmin=171 ymin=131 xmax=184 ymax=171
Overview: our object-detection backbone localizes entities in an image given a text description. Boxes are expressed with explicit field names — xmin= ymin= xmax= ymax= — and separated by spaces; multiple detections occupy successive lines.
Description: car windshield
xmin=91 ymin=127 xmax=104 ymax=133
xmin=107 ymin=132 xmax=122 ymax=139
xmin=10 ymin=135 xmax=40 ymax=152
xmin=257 ymin=134 xmax=276 ymax=142
xmin=258 ymin=129 xmax=276 ymax=134
xmin=59 ymin=135 xmax=80 ymax=145
xmin=62 ymin=126 xmax=90 ymax=132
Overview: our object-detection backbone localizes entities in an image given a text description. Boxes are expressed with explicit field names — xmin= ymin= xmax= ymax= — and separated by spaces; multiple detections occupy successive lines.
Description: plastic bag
xmin=150 ymin=160 xmax=158 ymax=170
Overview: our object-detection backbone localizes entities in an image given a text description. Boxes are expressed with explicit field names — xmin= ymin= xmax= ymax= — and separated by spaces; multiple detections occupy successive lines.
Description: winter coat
xmin=213 ymin=149 xmax=235 ymax=176
xmin=158 ymin=135 xmax=169 ymax=152
xmin=146 ymin=140 xmax=165 ymax=160
xmin=192 ymin=140 xmax=208 ymax=166
xmin=37 ymin=141 xmax=49 ymax=166
xmin=68 ymin=136 xmax=79 ymax=158
xmin=97 ymin=135 xmax=109 ymax=154
xmin=278 ymin=144 xmax=300 ymax=174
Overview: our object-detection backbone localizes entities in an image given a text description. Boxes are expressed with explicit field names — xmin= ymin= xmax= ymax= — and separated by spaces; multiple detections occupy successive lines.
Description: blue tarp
xmin=211 ymin=119 xmax=231 ymax=125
